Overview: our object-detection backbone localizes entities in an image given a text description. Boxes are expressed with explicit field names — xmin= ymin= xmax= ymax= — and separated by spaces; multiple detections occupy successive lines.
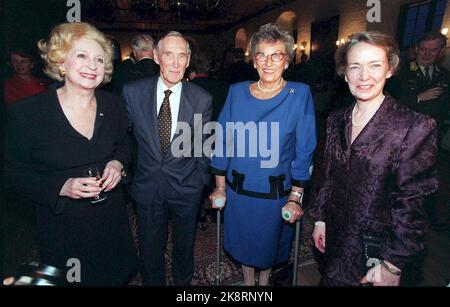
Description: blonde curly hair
xmin=38 ymin=22 xmax=114 ymax=84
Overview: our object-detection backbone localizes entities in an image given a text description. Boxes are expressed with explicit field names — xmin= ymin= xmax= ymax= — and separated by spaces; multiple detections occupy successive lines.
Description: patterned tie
xmin=158 ymin=89 xmax=172 ymax=155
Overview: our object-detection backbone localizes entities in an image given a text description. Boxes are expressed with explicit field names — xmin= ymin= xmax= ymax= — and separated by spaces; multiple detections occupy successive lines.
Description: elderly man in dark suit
xmin=122 ymin=31 xmax=213 ymax=286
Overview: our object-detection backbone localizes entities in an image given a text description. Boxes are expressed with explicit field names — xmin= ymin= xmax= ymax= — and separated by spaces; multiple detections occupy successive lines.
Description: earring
xmin=58 ymin=65 xmax=65 ymax=77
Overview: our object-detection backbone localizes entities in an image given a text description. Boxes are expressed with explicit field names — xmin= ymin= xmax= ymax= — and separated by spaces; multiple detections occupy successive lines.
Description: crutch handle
xmin=214 ymin=197 xmax=225 ymax=208
xmin=282 ymin=209 xmax=292 ymax=221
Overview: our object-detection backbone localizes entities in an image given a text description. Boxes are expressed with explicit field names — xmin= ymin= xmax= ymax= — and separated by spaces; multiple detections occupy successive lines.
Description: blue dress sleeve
xmin=291 ymin=86 xmax=317 ymax=187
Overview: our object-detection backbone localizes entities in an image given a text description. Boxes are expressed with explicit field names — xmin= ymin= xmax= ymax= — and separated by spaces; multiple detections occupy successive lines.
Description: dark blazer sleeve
xmin=314 ymin=114 xmax=334 ymax=221
xmin=196 ymin=90 xmax=213 ymax=186
xmin=4 ymin=103 xmax=68 ymax=212
xmin=380 ymin=115 xmax=438 ymax=270
xmin=109 ymin=94 xmax=132 ymax=184
xmin=121 ymin=83 xmax=134 ymax=129
xmin=291 ymin=84 xmax=316 ymax=188
xmin=395 ymin=64 xmax=418 ymax=108
xmin=397 ymin=80 xmax=419 ymax=110
xmin=121 ymin=83 xmax=139 ymax=179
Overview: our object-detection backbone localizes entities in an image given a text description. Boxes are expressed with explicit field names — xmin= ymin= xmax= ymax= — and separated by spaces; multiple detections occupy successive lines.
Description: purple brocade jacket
xmin=315 ymin=96 xmax=438 ymax=285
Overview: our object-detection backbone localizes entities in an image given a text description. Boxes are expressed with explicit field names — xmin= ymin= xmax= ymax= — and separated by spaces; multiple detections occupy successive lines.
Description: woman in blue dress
xmin=209 ymin=23 xmax=317 ymax=286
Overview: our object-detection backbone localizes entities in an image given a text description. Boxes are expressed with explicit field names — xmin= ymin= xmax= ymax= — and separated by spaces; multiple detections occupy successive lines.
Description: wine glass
xmin=84 ymin=167 xmax=107 ymax=204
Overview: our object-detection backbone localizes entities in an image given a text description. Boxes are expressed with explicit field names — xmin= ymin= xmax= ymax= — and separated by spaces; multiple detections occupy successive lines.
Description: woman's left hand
xmin=3 ymin=277 xmax=15 ymax=285
xmin=101 ymin=160 xmax=123 ymax=192
xmin=282 ymin=201 xmax=304 ymax=223
xmin=360 ymin=263 xmax=401 ymax=286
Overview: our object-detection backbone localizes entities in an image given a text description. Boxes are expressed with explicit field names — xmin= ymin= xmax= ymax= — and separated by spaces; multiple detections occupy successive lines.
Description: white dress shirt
xmin=156 ymin=77 xmax=182 ymax=141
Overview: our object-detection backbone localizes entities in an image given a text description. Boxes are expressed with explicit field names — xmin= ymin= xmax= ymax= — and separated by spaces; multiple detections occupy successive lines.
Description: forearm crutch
xmin=292 ymin=219 xmax=301 ymax=286
xmin=214 ymin=198 xmax=225 ymax=286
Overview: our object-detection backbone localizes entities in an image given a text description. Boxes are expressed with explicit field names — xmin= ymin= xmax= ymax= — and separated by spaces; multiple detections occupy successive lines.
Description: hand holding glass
xmin=84 ymin=167 xmax=107 ymax=204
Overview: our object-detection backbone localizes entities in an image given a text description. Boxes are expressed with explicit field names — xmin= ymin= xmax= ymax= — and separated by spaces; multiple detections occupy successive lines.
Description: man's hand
xmin=418 ymin=87 xmax=444 ymax=102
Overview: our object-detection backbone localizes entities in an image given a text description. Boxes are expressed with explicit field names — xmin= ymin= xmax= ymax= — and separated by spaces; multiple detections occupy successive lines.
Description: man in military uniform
xmin=398 ymin=31 xmax=449 ymax=137
xmin=398 ymin=31 xmax=450 ymax=232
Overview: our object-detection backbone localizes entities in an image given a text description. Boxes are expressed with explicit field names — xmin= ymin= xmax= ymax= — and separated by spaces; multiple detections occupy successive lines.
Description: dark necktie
xmin=158 ymin=89 xmax=172 ymax=155
xmin=424 ymin=66 xmax=433 ymax=83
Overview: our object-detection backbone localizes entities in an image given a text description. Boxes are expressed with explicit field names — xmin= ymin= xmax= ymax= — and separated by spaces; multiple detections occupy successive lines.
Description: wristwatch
xmin=381 ymin=261 xmax=401 ymax=276
xmin=290 ymin=190 xmax=303 ymax=202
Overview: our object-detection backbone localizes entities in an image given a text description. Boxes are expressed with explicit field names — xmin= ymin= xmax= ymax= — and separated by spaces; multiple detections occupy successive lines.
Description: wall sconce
xmin=340 ymin=38 xmax=346 ymax=44
xmin=300 ymin=41 xmax=307 ymax=51
xmin=442 ymin=28 xmax=448 ymax=35
xmin=293 ymin=43 xmax=298 ymax=50
xmin=336 ymin=40 xmax=340 ymax=46
xmin=297 ymin=41 xmax=307 ymax=56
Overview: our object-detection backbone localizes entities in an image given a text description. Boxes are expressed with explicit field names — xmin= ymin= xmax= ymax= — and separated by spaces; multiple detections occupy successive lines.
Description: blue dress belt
xmin=225 ymin=169 xmax=291 ymax=200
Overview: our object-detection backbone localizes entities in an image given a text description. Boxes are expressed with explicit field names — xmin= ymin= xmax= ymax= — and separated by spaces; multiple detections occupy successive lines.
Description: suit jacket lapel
xmin=434 ymin=66 xmax=445 ymax=83
xmin=90 ymin=90 xmax=105 ymax=146
xmin=351 ymin=96 xmax=395 ymax=151
xmin=176 ymin=82 xmax=194 ymax=131
xmin=344 ymin=107 xmax=352 ymax=151
xmin=166 ymin=82 xmax=194 ymax=160
xmin=140 ymin=77 xmax=162 ymax=156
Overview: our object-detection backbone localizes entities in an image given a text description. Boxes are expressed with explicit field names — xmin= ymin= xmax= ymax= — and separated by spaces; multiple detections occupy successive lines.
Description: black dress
xmin=4 ymin=84 xmax=137 ymax=286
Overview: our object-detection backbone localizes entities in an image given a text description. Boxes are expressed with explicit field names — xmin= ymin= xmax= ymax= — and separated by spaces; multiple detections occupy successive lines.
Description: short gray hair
xmin=155 ymin=31 xmax=191 ymax=54
xmin=132 ymin=34 xmax=154 ymax=52
xmin=418 ymin=31 xmax=447 ymax=48
xmin=249 ymin=23 xmax=295 ymax=63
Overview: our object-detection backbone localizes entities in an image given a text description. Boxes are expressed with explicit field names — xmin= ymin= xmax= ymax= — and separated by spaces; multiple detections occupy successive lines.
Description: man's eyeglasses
xmin=255 ymin=52 xmax=286 ymax=62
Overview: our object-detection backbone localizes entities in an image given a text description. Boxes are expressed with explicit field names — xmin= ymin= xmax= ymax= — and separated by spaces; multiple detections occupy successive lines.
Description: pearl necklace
xmin=351 ymin=105 xmax=371 ymax=127
xmin=351 ymin=99 xmax=383 ymax=127
xmin=257 ymin=78 xmax=284 ymax=92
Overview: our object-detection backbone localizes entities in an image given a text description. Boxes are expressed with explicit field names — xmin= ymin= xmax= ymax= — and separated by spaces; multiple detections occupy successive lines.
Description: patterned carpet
xmin=4 ymin=199 xmax=315 ymax=286
xmin=127 ymin=202 xmax=316 ymax=286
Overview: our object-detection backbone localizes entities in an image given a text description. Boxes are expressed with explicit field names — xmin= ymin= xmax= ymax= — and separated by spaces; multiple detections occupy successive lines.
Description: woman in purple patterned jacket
xmin=313 ymin=32 xmax=438 ymax=286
